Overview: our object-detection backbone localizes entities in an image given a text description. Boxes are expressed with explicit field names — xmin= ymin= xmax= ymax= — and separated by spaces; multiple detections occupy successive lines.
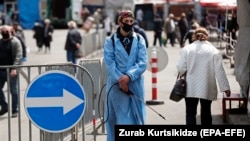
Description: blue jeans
xmin=0 ymin=71 xmax=18 ymax=113
xmin=66 ymin=50 xmax=76 ymax=64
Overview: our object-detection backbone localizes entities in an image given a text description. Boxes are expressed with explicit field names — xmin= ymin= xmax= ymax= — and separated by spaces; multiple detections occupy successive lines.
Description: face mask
xmin=1 ymin=32 xmax=10 ymax=39
xmin=121 ymin=22 xmax=133 ymax=32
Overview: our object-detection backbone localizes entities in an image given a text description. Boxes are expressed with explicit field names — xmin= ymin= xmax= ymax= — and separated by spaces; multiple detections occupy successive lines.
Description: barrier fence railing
xmin=82 ymin=29 xmax=106 ymax=58
xmin=0 ymin=62 xmax=108 ymax=141
xmin=77 ymin=58 xmax=107 ymax=141
xmin=217 ymin=31 xmax=237 ymax=68
xmin=1 ymin=27 xmax=107 ymax=141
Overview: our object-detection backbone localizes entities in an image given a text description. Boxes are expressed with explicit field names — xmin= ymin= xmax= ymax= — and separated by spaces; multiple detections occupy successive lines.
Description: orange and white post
xmin=151 ymin=49 xmax=158 ymax=100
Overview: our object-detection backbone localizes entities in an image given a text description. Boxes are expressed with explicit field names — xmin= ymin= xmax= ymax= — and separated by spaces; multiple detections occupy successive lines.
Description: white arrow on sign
xmin=25 ymin=89 xmax=84 ymax=115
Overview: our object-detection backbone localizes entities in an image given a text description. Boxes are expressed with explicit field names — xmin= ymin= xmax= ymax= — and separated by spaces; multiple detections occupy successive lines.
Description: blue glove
xmin=22 ymin=57 xmax=27 ymax=62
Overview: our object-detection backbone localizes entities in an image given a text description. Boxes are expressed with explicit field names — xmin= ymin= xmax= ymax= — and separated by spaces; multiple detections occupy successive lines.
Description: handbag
xmin=169 ymin=72 xmax=187 ymax=102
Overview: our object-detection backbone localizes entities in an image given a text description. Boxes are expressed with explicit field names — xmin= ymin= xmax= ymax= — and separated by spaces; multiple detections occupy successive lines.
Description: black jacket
xmin=133 ymin=25 xmax=149 ymax=48
xmin=64 ymin=28 xmax=82 ymax=51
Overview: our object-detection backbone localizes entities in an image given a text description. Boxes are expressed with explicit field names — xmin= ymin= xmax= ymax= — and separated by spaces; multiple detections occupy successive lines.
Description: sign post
xmin=146 ymin=47 xmax=168 ymax=105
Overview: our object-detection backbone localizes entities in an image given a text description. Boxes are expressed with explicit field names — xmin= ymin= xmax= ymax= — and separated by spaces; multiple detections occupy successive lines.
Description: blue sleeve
xmin=103 ymin=36 xmax=123 ymax=83
xmin=126 ymin=34 xmax=148 ymax=81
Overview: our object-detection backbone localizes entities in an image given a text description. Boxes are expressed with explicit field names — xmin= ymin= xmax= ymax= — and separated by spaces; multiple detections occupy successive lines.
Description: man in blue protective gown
xmin=103 ymin=10 xmax=148 ymax=141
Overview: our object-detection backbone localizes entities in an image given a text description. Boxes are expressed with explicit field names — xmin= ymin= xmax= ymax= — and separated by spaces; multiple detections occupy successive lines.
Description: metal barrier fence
xmin=0 ymin=60 xmax=107 ymax=141
xmin=82 ymin=30 xmax=106 ymax=57
xmin=217 ymin=31 xmax=237 ymax=68
xmin=1 ymin=26 xmax=107 ymax=141
xmin=77 ymin=58 xmax=107 ymax=139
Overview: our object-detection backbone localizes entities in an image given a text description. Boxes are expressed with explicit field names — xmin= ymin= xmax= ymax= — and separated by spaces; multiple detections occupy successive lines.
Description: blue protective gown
xmin=103 ymin=32 xmax=148 ymax=141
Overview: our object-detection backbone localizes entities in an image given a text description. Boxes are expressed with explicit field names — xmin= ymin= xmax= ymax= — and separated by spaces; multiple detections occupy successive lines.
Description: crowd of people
xmin=150 ymin=8 xmax=239 ymax=49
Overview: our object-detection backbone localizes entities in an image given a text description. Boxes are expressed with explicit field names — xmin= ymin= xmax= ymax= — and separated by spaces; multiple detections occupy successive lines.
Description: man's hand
xmin=76 ymin=43 xmax=81 ymax=49
xmin=10 ymin=69 xmax=17 ymax=77
xmin=118 ymin=75 xmax=130 ymax=92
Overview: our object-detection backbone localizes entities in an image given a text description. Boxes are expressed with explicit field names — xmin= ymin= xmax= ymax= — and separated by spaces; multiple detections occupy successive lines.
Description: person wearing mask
xmin=103 ymin=10 xmax=148 ymax=141
xmin=0 ymin=25 xmax=23 ymax=118
xmin=176 ymin=27 xmax=231 ymax=125
xmin=64 ymin=21 xmax=82 ymax=64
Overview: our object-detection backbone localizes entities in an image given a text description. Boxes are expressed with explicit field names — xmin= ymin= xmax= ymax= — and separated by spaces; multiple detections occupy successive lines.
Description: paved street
xmin=24 ymin=29 xmax=70 ymax=64
xmin=1 ymin=28 xmax=249 ymax=141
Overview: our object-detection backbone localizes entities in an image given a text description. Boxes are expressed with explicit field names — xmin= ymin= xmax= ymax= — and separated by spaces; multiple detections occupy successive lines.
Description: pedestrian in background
xmin=10 ymin=10 xmax=19 ymax=24
xmin=103 ymin=10 xmax=148 ymax=141
xmin=200 ymin=14 xmax=210 ymax=30
xmin=0 ymin=12 xmax=6 ymax=25
xmin=224 ymin=12 xmax=239 ymax=40
xmin=163 ymin=13 xmax=176 ymax=47
xmin=178 ymin=13 xmax=188 ymax=47
xmin=103 ymin=15 xmax=112 ymax=36
xmin=93 ymin=8 xmax=102 ymax=33
xmin=12 ymin=22 xmax=25 ymax=42
xmin=64 ymin=21 xmax=82 ymax=64
xmin=183 ymin=23 xmax=199 ymax=44
xmin=43 ymin=19 xmax=54 ymax=53
xmin=136 ymin=8 xmax=143 ymax=27
xmin=114 ymin=9 xmax=121 ymax=26
xmin=82 ymin=16 xmax=94 ymax=33
xmin=0 ymin=25 xmax=23 ymax=118
xmin=186 ymin=8 xmax=197 ymax=29
xmin=10 ymin=26 xmax=27 ymax=62
xmin=32 ymin=21 xmax=44 ymax=52
xmin=10 ymin=27 xmax=29 ymax=81
xmin=153 ymin=13 xmax=163 ymax=47
xmin=81 ymin=7 xmax=90 ymax=23
xmin=12 ymin=22 xmax=27 ymax=61
xmin=176 ymin=27 xmax=231 ymax=125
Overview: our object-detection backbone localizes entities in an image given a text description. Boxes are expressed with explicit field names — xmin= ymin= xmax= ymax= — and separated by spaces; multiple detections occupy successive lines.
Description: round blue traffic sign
xmin=24 ymin=70 xmax=86 ymax=133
